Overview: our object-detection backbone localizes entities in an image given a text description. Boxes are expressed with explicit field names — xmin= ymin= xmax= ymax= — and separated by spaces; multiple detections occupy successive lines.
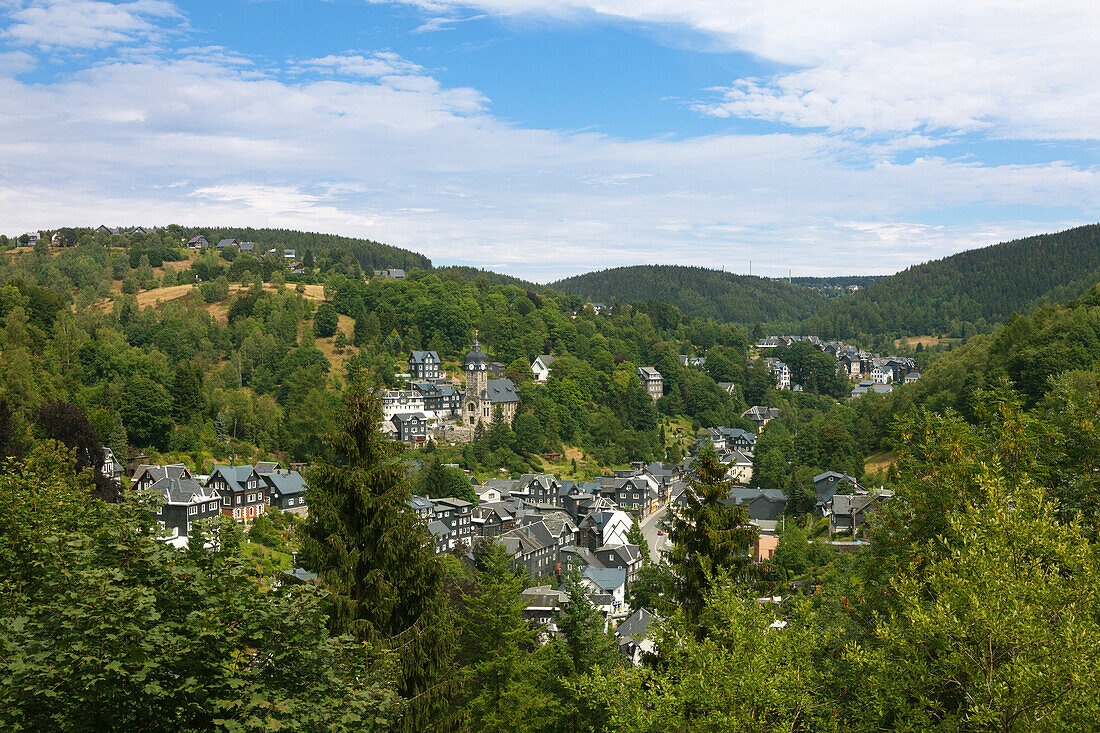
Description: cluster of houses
xmin=128 ymin=461 xmax=308 ymax=542
xmin=755 ymin=334 xmax=920 ymax=396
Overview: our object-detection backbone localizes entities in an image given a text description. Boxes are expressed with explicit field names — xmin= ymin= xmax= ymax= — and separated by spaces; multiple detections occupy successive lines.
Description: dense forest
xmin=551 ymin=265 xmax=827 ymax=328
xmin=802 ymin=224 xmax=1100 ymax=341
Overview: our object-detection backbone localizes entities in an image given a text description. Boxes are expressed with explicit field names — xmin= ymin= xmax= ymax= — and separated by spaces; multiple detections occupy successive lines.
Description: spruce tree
xmin=300 ymin=370 xmax=455 ymax=730
xmin=666 ymin=444 xmax=757 ymax=624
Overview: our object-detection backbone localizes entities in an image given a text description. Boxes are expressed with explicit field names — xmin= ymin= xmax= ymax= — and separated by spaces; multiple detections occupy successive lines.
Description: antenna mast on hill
xmin=749 ymin=260 xmax=752 ymax=276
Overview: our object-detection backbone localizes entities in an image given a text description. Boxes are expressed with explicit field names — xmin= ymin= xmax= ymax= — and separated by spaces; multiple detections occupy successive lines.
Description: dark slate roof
xmin=427 ymin=520 xmax=450 ymax=539
xmin=209 ymin=464 xmax=258 ymax=489
xmin=255 ymin=461 xmax=279 ymax=473
xmin=263 ymin=470 xmax=307 ymax=497
xmin=409 ymin=350 xmax=440 ymax=364
xmin=391 ymin=412 xmax=428 ymax=424
xmin=813 ymin=471 xmax=858 ymax=484
xmin=465 ymin=340 xmax=488 ymax=367
xmin=406 ymin=495 xmax=434 ymax=512
xmin=616 ymin=608 xmax=654 ymax=641
xmin=150 ymin=475 xmax=216 ymax=505
xmin=726 ymin=487 xmax=786 ymax=504
xmin=637 ymin=366 xmax=662 ymax=380
xmin=135 ymin=464 xmax=190 ymax=484
xmin=483 ymin=378 xmax=519 ymax=404
xmin=216 ymin=238 xmax=239 ymax=248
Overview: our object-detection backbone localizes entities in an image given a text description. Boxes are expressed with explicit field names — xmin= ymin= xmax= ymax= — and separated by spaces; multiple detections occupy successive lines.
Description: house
xmin=756 ymin=337 xmax=780 ymax=349
xmin=904 ymin=371 xmax=921 ymax=384
xmin=101 ymin=447 xmax=124 ymax=484
xmin=132 ymin=463 xmax=193 ymax=492
xmin=593 ymin=543 xmax=644 ymax=585
xmin=431 ymin=497 xmax=474 ymax=550
xmin=851 ymin=380 xmax=892 ymax=398
xmin=521 ymin=585 xmax=567 ymax=628
xmin=145 ymin=471 xmax=222 ymax=538
xmin=813 ymin=471 xmax=860 ymax=508
xmin=373 ymin=268 xmax=406 ymax=280
xmin=721 ymin=449 xmax=755 ymax=485
xmin=615 ymin=608 xmax=655 ymax=665
xmin=678 ymin=355 xmax=706 ymax=368
xmin=186 ymin=235 xmax=209 ymax=249
xmin=25 ymin=231 xmax=40 ymax=243
xmin=427 ymin=521 xmax=451 ymax=554
xmin=407 ymin=494 xmax=434 ymax=521
xmin=206 ymin=465 xmax=268 ymax=522
xmin=604 ymin=475 xmax=658 ymax=516
xmin=283 ymin=249 xmax=295 ymax=260
xmin=580 ymin=566 xmax=627 ymax=616
xmin=411 ymin=382 xmax=460 ymax=419
xmin=95 ymin=225 xmax=120 ymax=236
xmin=488 ymin=362 xmax=506 ymax=377
xmin=128 ymin=226 xmax=157 ymax=235
xmin=717 ymin=382 xmax=739 ymax=395
xmin=870 ymin=365 xmax=893 ymax=385
xmin=581 ymin=509 xmax=632 ymax=550
xmin=516 ymin=473 xmax=563 ymax=507
xmin=472 ymin=503 xmax=516 ymax=537
xmin=498 ymin=520 xmax=558 ymax=578
xmin=216 ymin=238 xmax=240 ymax=250
xmin=531 ymin=354 xmax=557 ymax=382
xmin=697 ymin=427 xmax=756 ymax=456
xmin=408 ymin=350 xmax=442 ymax=380
xmin=724 ymin=487 xmax=787 ymax=521
xmin=462 ymin=339 xmax=519 ymax=426
xmin=637 ymin=367 xmax=663 ymax=403
xmin=741 ymin=405 xmax=780 ymax=430
xmin=829 ymin=490 xmax=893 ymax=536
xmin=391 ymin=412 xmax=429 ymax=443
xmin=261 ymin=468 xmax=309 ymax=515
xmin=765 ymin=359 xmax=791 ymax=389
xmin=381 ymin=389 xmax=425 ymax=420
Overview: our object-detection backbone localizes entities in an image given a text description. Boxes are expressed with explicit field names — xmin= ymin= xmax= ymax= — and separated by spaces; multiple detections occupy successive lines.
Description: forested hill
xmin=549 ymin=265 xmax=827 ymax=326
xmin=801 ymin=224 xmax=1100 ymax=341
xmin=184 ymin=227 xmax=431 ymax=272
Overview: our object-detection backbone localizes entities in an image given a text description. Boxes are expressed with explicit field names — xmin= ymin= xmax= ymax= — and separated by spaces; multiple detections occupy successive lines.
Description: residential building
xmin=408 ymin=350 xmax=441 ymax=380
xmin=261 ymin=468 xmax=309 ymax=515
xmin=615 ymin=608 xmax=655 ymax=665
xmin=206 ymin=465 xmax=269 ymax=522
xmin=813 ymin=471 xmax=860 ymax=509
xmin=146 ymin=472 xmax=222 ymax=538
xmin=741 ymin=405 xmax=780 ymax=430
xmin=531 ymin=354 xmax=557 ymax=382
xmin=381 ymin=389 xmax=425 ymax=420
xmin=391 ymin=412 xmax=429 ymax=443
xmin=637 ymin=367 xmax=663 ymax=402
xmin=431 ymin=497 xmax=474 ymax=549
xmin=410 ymin=382 xmax=460 ymax=419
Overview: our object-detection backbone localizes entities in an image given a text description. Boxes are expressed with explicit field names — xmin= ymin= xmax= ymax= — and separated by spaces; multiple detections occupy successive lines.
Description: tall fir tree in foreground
xmin=300 ymin=369 xmax=456 ymax=731
xmin=666 ymin=444 xmax=756 ymax=624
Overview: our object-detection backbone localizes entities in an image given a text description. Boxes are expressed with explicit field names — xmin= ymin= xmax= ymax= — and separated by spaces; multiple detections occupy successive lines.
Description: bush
xmin=199 ymin=276 xmax=230 ymax=303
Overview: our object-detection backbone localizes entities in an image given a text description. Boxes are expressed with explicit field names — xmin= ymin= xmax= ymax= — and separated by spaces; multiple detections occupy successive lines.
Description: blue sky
xmin=1 ymin=0 xmax=1098 ymax=281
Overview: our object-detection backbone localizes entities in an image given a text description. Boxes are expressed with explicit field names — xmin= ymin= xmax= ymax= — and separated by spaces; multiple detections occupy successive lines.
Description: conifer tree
xmin=626 ymin=517 xmax=650 ymax=562
xmin=666 ymin=444 xmax=756 ymax=624
xmin=300 ymin=369 xmax=455 ymax=731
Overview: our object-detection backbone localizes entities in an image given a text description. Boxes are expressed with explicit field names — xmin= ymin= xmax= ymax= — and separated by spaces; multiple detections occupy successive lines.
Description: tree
xmin=512 ymin=412 xmax=544 ymax=455
xmin=627 ymin=562 xmax=673 ymax=614
xmin=299 ymin=371 xmax=455 ymax=730
xmin=0 ymin=445 xmax=404 ymax=731
xmin=456 ymin=542 xmax=547 ymax=731
xmin=416 ymin=454 xmax=475 ymax=502
xmin=314 ymin=301 xmax=339 ymax=338
xmin=118 ymin=375 xmax=173 ymax=451
xmin=626 ymin=517 xmax=650 ymax=561
xmin=666 ymin=444 xmax=757 ymax=624
xmin=771 ymin=521 xmax=808 ymax=575
xmin=33 ymin=400 xmax=116 ymax=501
xmin=170 ymin=360 xmax=205 ymax=419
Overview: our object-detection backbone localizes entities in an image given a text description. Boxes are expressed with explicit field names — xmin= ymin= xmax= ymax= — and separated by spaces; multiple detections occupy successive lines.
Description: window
xmin=237 ymin=495 xmax=242 ymax=505
xmin=188 ymin=506 xmax=198 ymax=516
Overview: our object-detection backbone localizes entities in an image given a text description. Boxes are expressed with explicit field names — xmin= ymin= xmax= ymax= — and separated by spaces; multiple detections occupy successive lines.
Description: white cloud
xmin=0 ymin=2 xmax=1097 ymax=280
xmin=3 ymin=0 xmax=181 ymax=50
xmin=379 ymin=0 xmax=1100 ymax=141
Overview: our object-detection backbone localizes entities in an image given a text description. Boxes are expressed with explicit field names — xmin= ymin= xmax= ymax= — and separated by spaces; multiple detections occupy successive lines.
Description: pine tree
xmin=299 ymin=370 xmax=456 ymax=731
xmin=170 ymin=361 xmax=204 ymax=419
xmin=107 ymin=411 xmax=128 ymax=465
xmin=626 ymin=516 xmax=650 ymax=562
xmin=666 ymin=444 xmax=757 ymax=624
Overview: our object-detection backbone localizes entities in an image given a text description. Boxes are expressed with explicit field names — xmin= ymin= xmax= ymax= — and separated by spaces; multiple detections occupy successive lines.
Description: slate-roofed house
xmin=498 ymin=520 xmax=558 ymax=578
xmin=427 ymin=521 xmax=451 ymax=554
xmin=593 ymin=543 xmax=644 ymax=585
xmin=851 ymin=380 xmax=892 ymax=398
xmin=472 ymin=503 xmax=515 ymax=537
xmin=206 ymin=464 xmax=269 ymax=522
xmin=615 ymin=608 xmax=655 ymax=665
xmin=765 ymin=358 xmax=791 ymax=389
xmin=813 ymin=471 xmax=860 ymax=508
xmin=373 ymin=268 xmax=406 ymax=280
xmin=724 ymin=487 xmax=787 ymax=521
xmin=637 ymin=367 xmax=663 ymax=402
xmin=261 ymin=469 xmax=309 ymax=515
xmin=829 ymin=490 xmax=893 ymax=536
xmin=741 ymin=405 xmax=780 ymax=429
xmin=904 ymin=371 xmax=921 ymax=383
xmin=581 ymin=509 xmax=632 ymax=551
xmin=580 ymin=566 xmax=627 ymax=615
xmin=102 ymin=447 xmax=124 ymax=484
xmin=606 ymin=476 xmax=658 ymax=517
xmin=431 ymin=497 xmax=474 ymax=549
xmin=391 ymin=412 xmax=429 ymax=443
xmin=95 ymin=225 xmax=119 ymax=236
xmin=531 ymin=354 xmax=557 ymax=382
xmin=411 ymin=382 xmax=460 ymax=419
xmin=186 ymin=235 xmax=209 ymax=249
xmin=517 ymin=473 xmax=562 ymax=507
xmin=146 ymin=473 xmax=222 ymax=538
xmin=520 ymin=585 xmax=567 ymax=628
xmin=132 ymin=463 xmax=193 ymax=492
xmin=408 ymin=350 xmax=442 ymax=380
xmin=128 ymin=226 xmax=157 ymax=235
xmin=381 ymin=389 xmax=425 ymax=420
xmin=406 ymin=494 xmax=434 ymax=521
xmin=217 ymin=238 xmax=240 ymax=250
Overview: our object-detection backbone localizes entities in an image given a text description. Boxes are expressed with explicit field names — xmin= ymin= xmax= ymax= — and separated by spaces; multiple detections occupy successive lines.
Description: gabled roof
xmin=616 ymin=608 xmax=654 ymax=641
xmin=216 ymin=238 xmax=239 ymax=248
xmin=813 ymin=471 xmax=858 ymax=485
xmin=208 ymin=464 xmax=260 ymax=491
xmin=150 ymin=475 xmax=217 ymax=505
xmin=134 ymin=464 xmax=191 ymax=484
xmin=483 ymin=378 xmax=519 ymax=404
xmin=262 ymin=470 xmax=307 ymax=497
xmin=406 ymin=495 xmax=434 ymax=512
xmin=391 ymin=412 xmax=428 ymax=424
xmin=582 ymin=566 xmax=627 ymax=592
xmin=409 ymin=350 xmax=440 ymax=364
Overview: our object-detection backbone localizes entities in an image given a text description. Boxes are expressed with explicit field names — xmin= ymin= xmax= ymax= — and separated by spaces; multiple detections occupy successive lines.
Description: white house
xmin=381 ymin=390 xmax=425 ymax=420
xmin=531 ymin=354 xmax=557 ymax=382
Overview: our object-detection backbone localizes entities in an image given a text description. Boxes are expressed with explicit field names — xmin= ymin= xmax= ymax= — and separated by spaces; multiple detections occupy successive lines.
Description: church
xmin=463 ymin=339 xmax=520 ymax=426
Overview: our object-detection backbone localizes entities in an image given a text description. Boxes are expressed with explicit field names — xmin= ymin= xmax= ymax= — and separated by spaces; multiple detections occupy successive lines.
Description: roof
xmin=255 ymin=461 xmax=279 ymax=473
xmin=262 ymin=470 xmax=308 ymax=497
xmin=483 ymin=378 xmax=519 ymax=404
xmin=726 ymin=487 xmax=786 ymax=504
xmin=150 ymin=475 xmax=216 ymax=505
xmin=813 ymin=471 xmax=858 ymax=485
xmin=216 ymin=238 xmax=239 ymax=248
xmin=409 ymin=350 xmax=440 ymax=364
xmin=465 ymin=339 xmax=488 ymax=367
xmin=582 ymin=566 xmax=627 ymax=592
xmin=637 ymin=366 xmax=662 ymax=380
xmin=391 ymin=412 xmax=428 ymax=424
xmin=427 ymin=520 xmax=451 ymax=539
xmin=406 ymin=495 xmax=434 ymax=512
xmin=208 ymin=464 xmax=259 ymax=490
xmin=615 ymin=608 xmax=654 ymax=641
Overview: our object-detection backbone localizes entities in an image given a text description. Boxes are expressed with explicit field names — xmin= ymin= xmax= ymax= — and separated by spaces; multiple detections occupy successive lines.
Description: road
xmin=640 ymin=505 xmax=670 ymax=564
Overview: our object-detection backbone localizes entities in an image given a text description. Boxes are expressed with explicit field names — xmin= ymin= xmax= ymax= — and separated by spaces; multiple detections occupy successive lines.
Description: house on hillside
xmin=813 ymin=471 xmax=860 ymax=509
xmin=217 ymin=238 xmax=240 ymax=250
xmin=261 ymin=469 xmax=309 ymax=515
xmin=637 ymin=367 xmax=663 ymax=402
xmin=531 ymin=354 xmax=557 ymax=382
xmin=206 ymin=465 xmax=268 ymax=522
xmin=187 ymin=235 xmax=209 ymax=249
xmin=408 ymin=350 xmax=442 ymax=381
xmin=145 ymin=471 xmax=222 ymax=538
xmin=391 ymin=412 xmax=429 ymax=443
xmin=741 ymin=405 xmax=780 ymax=429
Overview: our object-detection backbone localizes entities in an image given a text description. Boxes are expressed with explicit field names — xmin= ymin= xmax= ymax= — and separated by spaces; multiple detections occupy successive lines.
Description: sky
xmin=0 ymin=0 xmax=1098 ymax=281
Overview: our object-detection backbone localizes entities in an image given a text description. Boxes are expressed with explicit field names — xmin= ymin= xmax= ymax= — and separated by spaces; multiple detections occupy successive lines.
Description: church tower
xmin=463 ymin=338 xmax=489 ymax=425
